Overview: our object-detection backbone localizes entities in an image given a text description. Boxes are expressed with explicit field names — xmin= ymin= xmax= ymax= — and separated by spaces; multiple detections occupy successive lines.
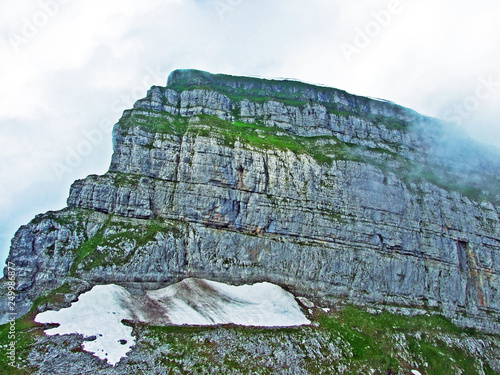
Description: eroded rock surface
xmin=2 ymin=70 xmax=500 ymax=340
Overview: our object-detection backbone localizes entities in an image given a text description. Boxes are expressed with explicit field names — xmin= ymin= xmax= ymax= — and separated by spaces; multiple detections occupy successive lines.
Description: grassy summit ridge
xmin=166 ymin=69 xmax=423 ymax=127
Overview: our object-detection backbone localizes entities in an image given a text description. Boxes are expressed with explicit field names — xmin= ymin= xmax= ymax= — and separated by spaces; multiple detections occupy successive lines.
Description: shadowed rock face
xmin=2 ymin=69 xmax=500 ymax=332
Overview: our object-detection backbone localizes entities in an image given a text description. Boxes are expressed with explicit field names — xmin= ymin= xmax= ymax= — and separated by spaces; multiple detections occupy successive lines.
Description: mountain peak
xmin=1 ymin=70 xmax=499 ymax=374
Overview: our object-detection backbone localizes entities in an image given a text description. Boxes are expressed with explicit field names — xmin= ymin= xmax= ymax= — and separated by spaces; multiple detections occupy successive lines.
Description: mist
xmin=1 ymin=0 xmax=499 ymax=265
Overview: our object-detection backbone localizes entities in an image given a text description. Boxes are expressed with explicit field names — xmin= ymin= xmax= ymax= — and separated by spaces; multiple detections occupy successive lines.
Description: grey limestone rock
xmin=2 ymin=70 xmax=500 ymax=337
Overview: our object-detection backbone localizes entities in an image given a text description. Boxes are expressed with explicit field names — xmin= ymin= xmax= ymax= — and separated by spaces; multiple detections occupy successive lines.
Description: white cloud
xmin=1 ymin=0 xmax=499 ymax=264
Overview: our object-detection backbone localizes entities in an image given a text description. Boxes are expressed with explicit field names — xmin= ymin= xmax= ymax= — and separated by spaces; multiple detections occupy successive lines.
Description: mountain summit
xmin=2 ymin=70 xmax=500 ymax=374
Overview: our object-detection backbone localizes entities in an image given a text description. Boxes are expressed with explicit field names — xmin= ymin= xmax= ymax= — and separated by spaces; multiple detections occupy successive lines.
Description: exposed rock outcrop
xmin=2 ymin=69 xmax=500 ymax=335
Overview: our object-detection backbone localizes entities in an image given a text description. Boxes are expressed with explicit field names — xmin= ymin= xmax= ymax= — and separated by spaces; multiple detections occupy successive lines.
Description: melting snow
xmin=35 ymin=278 xmax=309 ymax=366
xmin=297 ymin=297 xmax=315 ymax=308
xmin=147 ymin=278 xmax=311 ymax=327
xmin=35 ymin=284 xmax=135 ymax=366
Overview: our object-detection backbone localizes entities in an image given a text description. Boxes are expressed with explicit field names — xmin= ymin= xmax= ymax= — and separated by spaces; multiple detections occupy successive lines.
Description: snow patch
xmin=35 ymin=278 xmax=310 ymax=366
xmin=35 ymin=284 xmax=135 ymax=366
xmin=297 ymin=297 xmax=315 ymax=308
xmin=147 ymin=278 xmax=311 ymax=327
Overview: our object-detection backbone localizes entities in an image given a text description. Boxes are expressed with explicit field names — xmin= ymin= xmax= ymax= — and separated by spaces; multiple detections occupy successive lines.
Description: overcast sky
xmin=1 ymin=0 xmax=499 ymax=265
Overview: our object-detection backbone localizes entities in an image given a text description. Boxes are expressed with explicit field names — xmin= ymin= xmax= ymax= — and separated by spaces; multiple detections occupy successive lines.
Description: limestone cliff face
xmin=3 ymin=70 xmax=500 ymax=332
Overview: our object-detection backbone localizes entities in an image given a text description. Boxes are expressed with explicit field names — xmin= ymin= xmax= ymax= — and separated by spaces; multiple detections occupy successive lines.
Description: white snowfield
xmin=147 ymin=278 xmax=311 ymax=326
xmin=35 ymin=284 xmax=135 ymax=366
xmin=35 ymin=278 xmax=310 ymax=366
